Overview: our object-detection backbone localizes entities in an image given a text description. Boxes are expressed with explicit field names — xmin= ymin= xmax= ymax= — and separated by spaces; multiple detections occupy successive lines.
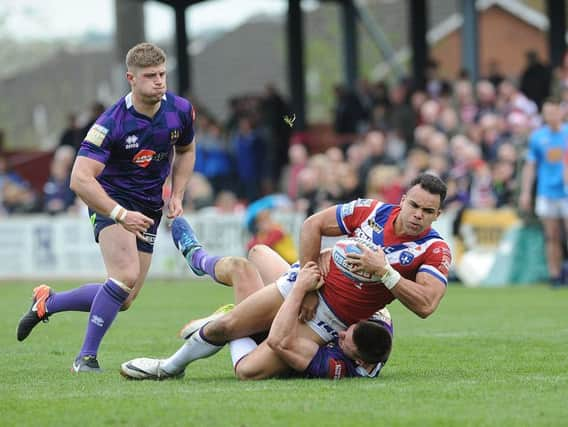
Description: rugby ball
xmin=332 ymin=238 xmax=381 ymax=283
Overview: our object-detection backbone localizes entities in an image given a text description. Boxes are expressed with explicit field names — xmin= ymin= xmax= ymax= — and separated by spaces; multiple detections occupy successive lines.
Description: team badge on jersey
xmin=170 ymin=129 xmax=180 ymax=144
xmin=399 ymin=250 xmax=414 ymax=265
xmin=85 ymin=124 xmax=108 ymax=147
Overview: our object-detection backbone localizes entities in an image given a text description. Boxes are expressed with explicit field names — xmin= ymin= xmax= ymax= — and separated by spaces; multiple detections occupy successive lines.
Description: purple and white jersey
xmin=78 ymin=91 xmax=195 ymax=210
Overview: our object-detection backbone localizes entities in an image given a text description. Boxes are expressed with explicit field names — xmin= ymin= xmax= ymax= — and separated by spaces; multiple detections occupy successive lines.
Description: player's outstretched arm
xmin=266 ymin=262 xmax=322 ymax=371
xmin=168 ymin=142 xmax=196 ymax=218
xmin=70 ymin=156 xmax=154 ymax=241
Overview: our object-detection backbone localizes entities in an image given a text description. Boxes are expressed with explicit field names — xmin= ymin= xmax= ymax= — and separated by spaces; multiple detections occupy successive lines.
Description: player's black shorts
xmin=88 ymin=195 xmax=163 ymax=254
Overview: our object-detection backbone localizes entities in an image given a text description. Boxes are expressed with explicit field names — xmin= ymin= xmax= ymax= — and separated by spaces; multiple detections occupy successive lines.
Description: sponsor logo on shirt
xmin=125 ymin=135 xmax=139 ymax=149
xmin=546 ymin=147 xmax=563 ymax=162
xmin=132 ymin=150 xmax=168 ymax=168
xmin=132 ymin=149 xmax=156 ymax=168
xmin=85 ymin=124 xmax=109 ymax=147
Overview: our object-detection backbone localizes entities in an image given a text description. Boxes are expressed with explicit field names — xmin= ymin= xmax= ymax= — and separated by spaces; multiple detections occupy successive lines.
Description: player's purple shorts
xmin=88 ymin=195 xmax=162 ymax=253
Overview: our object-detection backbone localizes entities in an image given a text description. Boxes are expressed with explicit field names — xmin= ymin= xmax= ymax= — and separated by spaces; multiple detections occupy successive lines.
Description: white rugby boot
xmin=120 ymin=358 xmax=184 ymax=381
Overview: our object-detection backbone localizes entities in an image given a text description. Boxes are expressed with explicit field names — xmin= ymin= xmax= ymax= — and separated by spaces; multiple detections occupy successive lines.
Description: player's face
xmin=338 ymin=325 xmax=359 ymax=360
xmin=397 ymin=185 xmax=441 ymax=235
xmin=542 ymin=102 xmax=562 ymax=128
xmin=128 ymin=64 xmax=167 ymax=104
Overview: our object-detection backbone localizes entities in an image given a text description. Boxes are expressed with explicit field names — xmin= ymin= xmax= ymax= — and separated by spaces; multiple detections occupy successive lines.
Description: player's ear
xmin=435 ymin=208 xmax=442 ymax=220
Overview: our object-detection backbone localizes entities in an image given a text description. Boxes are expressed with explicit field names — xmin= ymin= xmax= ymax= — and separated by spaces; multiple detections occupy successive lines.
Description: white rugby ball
xmin=332 ymin=238 xmax=380 ymax=283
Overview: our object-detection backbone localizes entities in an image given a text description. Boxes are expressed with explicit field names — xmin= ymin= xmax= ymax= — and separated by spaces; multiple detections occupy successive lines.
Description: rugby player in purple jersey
xmin=17 ymin=43 xmax=197 ymax=373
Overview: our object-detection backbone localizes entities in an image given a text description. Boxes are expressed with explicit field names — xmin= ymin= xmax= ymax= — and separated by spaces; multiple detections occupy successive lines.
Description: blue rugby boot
xmin=171 ymin=217 xmax=205 ymax=276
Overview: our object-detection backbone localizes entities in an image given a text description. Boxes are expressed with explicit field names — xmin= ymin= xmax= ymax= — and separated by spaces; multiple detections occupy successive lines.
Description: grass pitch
xmin=1 ymin=279 xmax=567 ymax=427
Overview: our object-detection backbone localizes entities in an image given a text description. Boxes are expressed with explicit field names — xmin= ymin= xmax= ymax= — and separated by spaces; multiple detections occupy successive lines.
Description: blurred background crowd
xmin=0 ymin=47 xmax=561 ymax=219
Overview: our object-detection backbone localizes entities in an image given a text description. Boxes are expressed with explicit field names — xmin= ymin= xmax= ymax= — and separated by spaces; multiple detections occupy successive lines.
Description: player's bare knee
xmin=248 ymin=244 xmax=271 ymax=262
xmin=112 ymin=273 xmax=138 ymax=289
xmin=226 ymin=256 xmax=254 ymax=279
xmin=235 ymin=362 xmax=265 ymax=381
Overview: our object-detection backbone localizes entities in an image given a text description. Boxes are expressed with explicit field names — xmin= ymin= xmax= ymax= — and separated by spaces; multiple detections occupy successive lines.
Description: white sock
xmin=229 ymin=337 xmax=258 ymax=368
xmin=161 ymin=328 xmax=223 ymax=374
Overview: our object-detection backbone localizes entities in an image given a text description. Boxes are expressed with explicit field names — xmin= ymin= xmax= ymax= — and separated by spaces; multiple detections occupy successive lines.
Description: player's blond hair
xmin=126 ymin=42 xmax=166 ymax=70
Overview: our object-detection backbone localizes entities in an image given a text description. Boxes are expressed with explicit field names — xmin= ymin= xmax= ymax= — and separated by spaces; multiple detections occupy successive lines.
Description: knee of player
xmin=112 ymin=273 xmax=138 ymax=289
xmin=248 ymin=244 xmax=271 ymax=261
xmin=234 ymin=361 xmax=265 ymax=381
xmin=225 ymin=256 xmax=254 ymax=277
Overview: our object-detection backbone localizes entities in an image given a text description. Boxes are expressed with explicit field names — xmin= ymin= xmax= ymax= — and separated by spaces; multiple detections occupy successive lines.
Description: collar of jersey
xmin=124 ymin=91 xmax=167 ymax=121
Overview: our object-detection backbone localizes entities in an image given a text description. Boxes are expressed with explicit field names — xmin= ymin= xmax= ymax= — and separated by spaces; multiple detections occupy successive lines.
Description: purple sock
xmin=78 ymin=279 xmax=129 ymax=358
xmin=191 ymin=248 xmax=221 ymax=281
xmin=46 ymin=283 xmax=102 ymax=314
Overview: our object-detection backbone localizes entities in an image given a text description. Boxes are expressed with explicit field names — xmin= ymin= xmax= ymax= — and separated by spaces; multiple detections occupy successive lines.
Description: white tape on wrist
xmin=109 ymin=204 xmax=128 ymax=223
xmin=381 ymin=264 xmax=401 ymax=290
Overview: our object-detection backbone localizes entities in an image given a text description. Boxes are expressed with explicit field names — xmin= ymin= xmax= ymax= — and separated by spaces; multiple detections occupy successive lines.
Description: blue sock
xmin=78 ymin=279 xmax=129 ymax=358
xmin=191 ymin=249 xmax=221 ymax=281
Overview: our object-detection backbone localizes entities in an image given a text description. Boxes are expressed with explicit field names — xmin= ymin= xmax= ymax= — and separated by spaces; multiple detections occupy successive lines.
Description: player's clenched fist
xmin=296 ymin=261 xmax=324 ymax=292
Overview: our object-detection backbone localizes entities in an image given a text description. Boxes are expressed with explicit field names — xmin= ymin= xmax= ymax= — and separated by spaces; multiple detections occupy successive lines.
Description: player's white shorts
xmin=276 ymin=265 xmax=348 ymax=342
xmin=535 ymin=196 xmax=568 ymax=218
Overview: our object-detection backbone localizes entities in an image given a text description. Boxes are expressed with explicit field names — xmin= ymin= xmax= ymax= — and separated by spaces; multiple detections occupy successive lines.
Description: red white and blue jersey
xmin=78 ymin=91 xmax=195 ymax=211
xmin=321 ymin=199 xmax=451 ymax=325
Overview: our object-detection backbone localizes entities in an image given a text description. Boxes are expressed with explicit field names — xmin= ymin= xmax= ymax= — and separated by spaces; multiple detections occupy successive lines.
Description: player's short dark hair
xmin=543 ymin=95 xmax=562 ymax=105
xmin=409 ymin=173 xmax=447 ymax=206
xmin=126 ymin=42 xmax=166 ymax=69
xmin=353 ymin=320 xmax=392 ymax=364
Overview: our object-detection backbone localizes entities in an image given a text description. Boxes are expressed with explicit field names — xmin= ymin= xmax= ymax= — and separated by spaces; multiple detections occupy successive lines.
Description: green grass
xmin=1 ymin=280 xmax=567 ymax=426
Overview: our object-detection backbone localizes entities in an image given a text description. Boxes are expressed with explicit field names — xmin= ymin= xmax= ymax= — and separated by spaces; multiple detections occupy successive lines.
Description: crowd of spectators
xmin=1 ymin=50 xmax=566 ymax=220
